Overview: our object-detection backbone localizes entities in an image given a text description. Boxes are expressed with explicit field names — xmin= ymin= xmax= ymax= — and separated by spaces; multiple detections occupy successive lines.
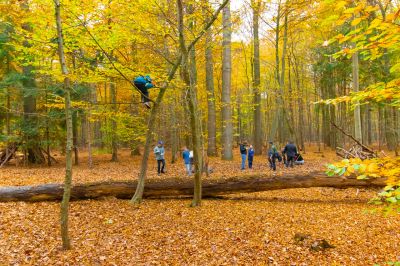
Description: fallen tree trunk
xmin=0 ymin=172 xmax=386 ymax=202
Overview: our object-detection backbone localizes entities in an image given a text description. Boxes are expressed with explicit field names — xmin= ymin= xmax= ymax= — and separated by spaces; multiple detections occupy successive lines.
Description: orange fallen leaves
xmin=0 ymin=146 xmax=399 ymax=264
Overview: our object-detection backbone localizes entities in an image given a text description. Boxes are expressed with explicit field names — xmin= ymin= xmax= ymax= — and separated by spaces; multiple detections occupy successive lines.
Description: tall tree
xmin=21 ymin=0 xmax=43 ymax=164
xmin=54 ymin=0 xmax=73 ymax=250
xmin=252 ymin=0 xmax=262 ymax=155
xmin=177 ymin=0 xmax=202 ymax=206
xmin=352 ymin=50 xmax=362 ymax=143
xmin=204 ymin=1 xmax=217 ymax=157
xmin=221 ymin=1 xmax=233 ymax=160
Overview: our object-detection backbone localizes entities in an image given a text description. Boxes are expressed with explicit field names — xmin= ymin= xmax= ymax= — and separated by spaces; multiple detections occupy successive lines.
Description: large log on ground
xmin=0 ymin=172 xmax=386 ymax=202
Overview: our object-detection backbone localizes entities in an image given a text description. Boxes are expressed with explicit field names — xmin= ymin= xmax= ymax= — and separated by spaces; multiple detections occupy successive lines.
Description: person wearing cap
xmin=154 ymin=141 xmax=165 ymax=175
xmin=133 ymin=75 xmax=155 ymax=109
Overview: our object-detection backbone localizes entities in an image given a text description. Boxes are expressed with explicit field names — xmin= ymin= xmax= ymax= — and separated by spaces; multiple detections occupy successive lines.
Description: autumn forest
xmin=0 ymin=0 xmax=399 ymax=264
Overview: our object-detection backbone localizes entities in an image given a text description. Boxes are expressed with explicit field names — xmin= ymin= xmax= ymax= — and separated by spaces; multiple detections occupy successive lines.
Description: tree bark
xmin=204 ymin=2 xmax=217 ymax=157
xmin=110 ymin=79 xmax=118 ymax=162
xmin=0 ymin=173 xmax=386 ymax=202
xmin=21 ymin=0 xmax=43 ymax=165
xmin=54 ymin=0 xmax=73 ymax=250
xmin=352 ymin=50 xmax=362 ymax=143
xmin=221 ymin=1 xmax=233 ymax=160
xmin=252 ymin=0 xmax=262 ymax=155
xmin=177 ymin=0 xmax=202 ymax=206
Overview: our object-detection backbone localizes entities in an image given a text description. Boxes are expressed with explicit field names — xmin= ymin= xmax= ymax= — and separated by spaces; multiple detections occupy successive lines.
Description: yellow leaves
xmin=351 ymin=17 xmax=362 ymax=26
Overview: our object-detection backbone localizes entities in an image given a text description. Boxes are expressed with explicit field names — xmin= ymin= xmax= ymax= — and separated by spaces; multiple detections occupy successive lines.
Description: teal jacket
xmin=134 ymin=75 xmax=154 ymax=89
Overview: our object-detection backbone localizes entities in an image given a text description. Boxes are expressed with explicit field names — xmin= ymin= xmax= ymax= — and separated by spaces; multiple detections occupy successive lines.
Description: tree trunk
xmin=54 ymin=0 xmax=73 ymax=250
xmin=21 ymin=0 xmax=43 ymax=165
xmin=204 ymin=2 xmax=217 ymax=157
xmin=72 ymin=111 xmax=79 ymax=165
xmin=110 ymin=79 xmax=118 ymax=162
xmin=352 ymin=51 xmax=362 ymax=143
xmin=0 ymin=173 xmax=386 ymax=202
xmin=177 ymin=0 xmax=203 ymax=206
xmin=252 ymin=0 xmax=262 ymax=155
xmin=221 ymin=1 xmax=233 ymax=160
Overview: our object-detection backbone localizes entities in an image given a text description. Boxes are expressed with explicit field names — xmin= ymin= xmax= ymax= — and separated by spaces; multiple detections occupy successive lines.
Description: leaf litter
xmin=0 ymin=147 xmax=399 ymax=265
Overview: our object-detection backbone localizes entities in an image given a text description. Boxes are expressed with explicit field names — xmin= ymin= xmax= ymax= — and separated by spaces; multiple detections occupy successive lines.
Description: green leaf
xmin=386 ymin=197 xmax=398 ymax=204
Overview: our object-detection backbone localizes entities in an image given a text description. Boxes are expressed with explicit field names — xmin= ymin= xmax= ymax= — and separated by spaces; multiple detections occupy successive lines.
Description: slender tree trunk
xmin=221 ymin=1 xmax=233 ymax=160
xmin=204 ymin=2 xmax=217 ymax=157
xmin=177 ymin=0 xmax=202 ymax=206
xmin=252 ymin=0 xmax=262 ymax=155
xmin=72 ymin=111 xmax=79 ymax=165
xmin=54 ymin=0 xmax=73 ymax=250
xmin=110 ymin=79 xmax=118 ymax=162
xmin=352 ymin=51 xmax=362 ymax=143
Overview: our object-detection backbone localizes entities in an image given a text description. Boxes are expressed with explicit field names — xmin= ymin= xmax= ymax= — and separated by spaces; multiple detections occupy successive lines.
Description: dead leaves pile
xmin=0 ymin=146 xmax=399 ymax=265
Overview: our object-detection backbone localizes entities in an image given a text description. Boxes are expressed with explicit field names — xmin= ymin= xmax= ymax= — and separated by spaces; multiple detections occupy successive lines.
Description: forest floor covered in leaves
xmin=1 ymin=146 xmax=399 ymax=265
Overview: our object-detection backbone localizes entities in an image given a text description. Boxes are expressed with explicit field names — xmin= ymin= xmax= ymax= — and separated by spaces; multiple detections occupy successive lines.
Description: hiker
xmin=267 ymin=141 xmax=279 ymax=171
xmin=283 ymin=140 xmax=298 ymax=168
xmin=154 ymin=141 xmax=165 ymax=175
xmin=248 ymin=145 xmax=254 ymax=169
xmin=182 ymin=146 xmax=191 ymax=176
xmin=133 ymin=75 xmax=155 ymax=109
xmin=239 ymin=141 xmax=247 ymax=170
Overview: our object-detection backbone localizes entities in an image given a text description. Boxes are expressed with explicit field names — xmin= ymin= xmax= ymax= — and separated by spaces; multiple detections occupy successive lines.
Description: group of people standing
xmin=154 ymin=140 xmax=304 ymax=176
xmin=240 ymin=140 xmax=304 ymax=171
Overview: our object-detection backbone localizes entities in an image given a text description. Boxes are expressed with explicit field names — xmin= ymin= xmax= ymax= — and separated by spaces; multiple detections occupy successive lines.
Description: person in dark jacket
xmin=134 ymin=75 xmax=155 ymax=109
xmin=283 ymin=140 xmax=298 ymax=167
xmin=267 ymin=141 xmax=278 ymax=171
xmin=248 ymin=145 xmax=254 ymax=169
xmin=239 ymin=142 xmax=247 ymax=170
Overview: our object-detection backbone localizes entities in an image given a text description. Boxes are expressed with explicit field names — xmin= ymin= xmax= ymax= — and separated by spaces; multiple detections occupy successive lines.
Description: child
xmin=248 ymin=145 xmax=254 ymax=169
xmin=133 ymin=75 xmax=155 ymax=109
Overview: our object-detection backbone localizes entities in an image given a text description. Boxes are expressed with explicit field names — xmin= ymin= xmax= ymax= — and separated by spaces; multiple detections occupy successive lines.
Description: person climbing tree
xmin=133 ymin=75 xmax=155 ymax=109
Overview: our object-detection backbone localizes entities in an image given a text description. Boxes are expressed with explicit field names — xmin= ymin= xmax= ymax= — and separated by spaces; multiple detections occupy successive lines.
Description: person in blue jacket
xmin=133 ymin=75 xmax=155 ymax=109
xmin=182 ymin=146 xmax=191 ymax=176
xmin=248 ymin=144 xmax=254 ymax=169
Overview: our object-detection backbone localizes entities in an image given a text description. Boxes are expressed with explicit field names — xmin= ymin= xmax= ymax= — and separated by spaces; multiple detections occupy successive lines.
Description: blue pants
xmin=241 ymin=154 xmax=246 ymax=169
xmin=248 ymin=156 xmax=253 ymax=168
xmin=185 ymin=163 xmax=191 ymax=175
